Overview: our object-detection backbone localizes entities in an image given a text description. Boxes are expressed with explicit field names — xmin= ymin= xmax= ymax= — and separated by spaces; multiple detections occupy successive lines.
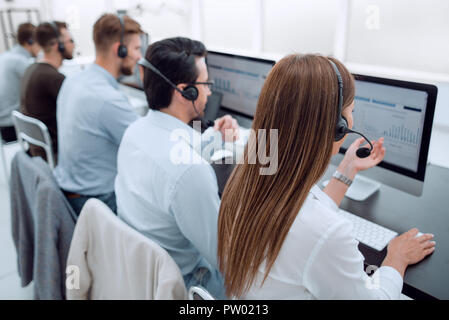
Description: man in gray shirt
xmin=0 ymin=23 xmax=40 ymax=142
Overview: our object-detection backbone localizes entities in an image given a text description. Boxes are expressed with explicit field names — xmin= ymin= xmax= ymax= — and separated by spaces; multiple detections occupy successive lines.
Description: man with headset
xmin=20 ymin=21 xmax=75 ymax=162
xmin=0 ymin=23 xmax=40 ymax=143
xmin=115 ymin=37 xmax=240 ymax=299
xmin=54 ymin=14 xmax=143 ymax=215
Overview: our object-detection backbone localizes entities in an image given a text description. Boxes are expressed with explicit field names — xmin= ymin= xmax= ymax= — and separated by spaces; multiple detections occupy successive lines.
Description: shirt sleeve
xmin=15 ymin=58 xmax=32 ymax=78
xmin=45 ymin=70 xmax=66 ymax=100
xmin=169 ymin=163 xmax=221 ymax=269
xmin=304 ymin=220 xmax=403 ymax=300
xmin=99 ymin=100 xmax=139 ymax=146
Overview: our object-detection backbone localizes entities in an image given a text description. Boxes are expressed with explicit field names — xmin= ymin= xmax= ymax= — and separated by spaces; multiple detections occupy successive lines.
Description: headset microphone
xmin=340 ymin=127 xmax=374 ymax=159
xmin=329 ymin=59 xmax=373 ymax=159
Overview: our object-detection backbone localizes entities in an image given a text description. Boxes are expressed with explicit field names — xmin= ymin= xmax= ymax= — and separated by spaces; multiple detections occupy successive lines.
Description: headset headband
xmin=328 ymin=58 xmax=374 ymax=158
xmin=119 ymin=15 xmax=125 ymax=46
xmin=49 ymin=21 xmax=65 ymax=53
xmin=328 ymin=59 xmax=344 ymax=117
xmin=138 ymin=58 xmax=180 ymax=90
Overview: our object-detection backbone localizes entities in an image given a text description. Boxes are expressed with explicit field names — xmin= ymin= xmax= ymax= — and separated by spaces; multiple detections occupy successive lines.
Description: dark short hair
xmin=17 ymin=23 xmax=36 ymax=46
xmin=93 ymin=14 xmax=142 ymax=54
xmin=143 ymin=37 xmax=207 ymax=110
xmin=36 ymin=21 xmax=67 ymax=51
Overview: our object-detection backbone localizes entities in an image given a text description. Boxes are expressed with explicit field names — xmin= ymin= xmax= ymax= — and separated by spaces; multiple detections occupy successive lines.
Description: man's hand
xmin=214 ymin=115 xmax=240 ymax=142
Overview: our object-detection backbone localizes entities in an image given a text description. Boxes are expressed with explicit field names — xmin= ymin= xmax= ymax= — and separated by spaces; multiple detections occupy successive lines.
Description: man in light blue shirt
xmin=54 ymin=14 xmax=144 ymax=215
xmin=115 ymin=37 xmax=240 ymax=299
xmin=0 ymin=23 xmax=40 ymax=142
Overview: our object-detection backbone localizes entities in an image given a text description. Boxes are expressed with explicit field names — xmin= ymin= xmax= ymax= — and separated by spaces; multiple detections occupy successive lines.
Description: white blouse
xmin=243 ymin=186 xmax=403 ymax=300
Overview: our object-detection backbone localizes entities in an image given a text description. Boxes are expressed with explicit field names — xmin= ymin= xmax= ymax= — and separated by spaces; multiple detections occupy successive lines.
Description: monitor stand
xmin=323 ymin=174 xmax=381 ymax=202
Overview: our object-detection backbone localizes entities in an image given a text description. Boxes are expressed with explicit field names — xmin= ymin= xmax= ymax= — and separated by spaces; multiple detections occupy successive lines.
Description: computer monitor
xmin=206 ymin=51 xmax=275 ymax=123
xmin=118 ymin=32 xmax=150 ymax=89
xmin=331 ymin=74 xmax=438 ymax=199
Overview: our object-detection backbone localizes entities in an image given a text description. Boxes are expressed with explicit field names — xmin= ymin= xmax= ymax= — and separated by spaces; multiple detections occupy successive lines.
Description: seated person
xmin=0 ymin=23 xmax=40 ymax=143
xmin=20 ymin=21 xmax=75 ymax=161
xmin=217 ymin=54 xmax=436 ymax=299
xmin=54 ymin=14 xmax=143 ymax=215
xmin=115 ymin=37 xmax=240 ymax=299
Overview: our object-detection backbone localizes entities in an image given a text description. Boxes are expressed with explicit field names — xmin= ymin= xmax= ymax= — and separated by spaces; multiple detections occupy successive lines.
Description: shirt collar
xmin=146 ymin=110 xmax=192 ymax=132
xmin=310 ymin=185 xmax=339 ymax=212
xmin=12 ymin=45 xmax=31 ymax=59
xmin=147 ymin=110 xmax=199 ymax=147
xmin=88 ymin=63 xmax=119 ymax=90
xmin=147 ymin=111 xmax=213 ymax=159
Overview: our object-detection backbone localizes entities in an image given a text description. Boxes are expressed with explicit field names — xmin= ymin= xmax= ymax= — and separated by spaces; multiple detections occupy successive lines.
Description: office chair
xmin=188 ymin=286 xmax=216 ymax=300
xmin=67 ymin=199 xmax=187 ymax=300
xmin=0 ymin=133 xmax=9 ymax=182
xmin=11 ymin=111 xmax=56 ymax=169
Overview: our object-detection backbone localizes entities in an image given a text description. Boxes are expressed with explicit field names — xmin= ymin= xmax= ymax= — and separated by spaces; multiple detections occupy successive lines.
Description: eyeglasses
xmin=188 ymin=80 xmax=215 ymax=89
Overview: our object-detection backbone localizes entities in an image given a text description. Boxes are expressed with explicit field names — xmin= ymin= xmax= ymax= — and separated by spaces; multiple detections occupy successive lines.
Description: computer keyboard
xmin=337 ymin=209 xmax=398 ymax=251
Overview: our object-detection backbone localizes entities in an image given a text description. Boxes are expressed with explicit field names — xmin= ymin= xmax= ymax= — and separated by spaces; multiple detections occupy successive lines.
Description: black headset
xmin=26 ymin=38 xmax=34 ymax=45
xmin=49 ymin=22 xmax=65 ymax=54
xmin=117 ymin=15 xmax=128 ymax=59
xmin=138 ymin=58 xmax=214 ymax=128
xmin=328 ymin=59 xmax=373 ymax=159
xmin=138 ymin=58 xmax=199 ymax=101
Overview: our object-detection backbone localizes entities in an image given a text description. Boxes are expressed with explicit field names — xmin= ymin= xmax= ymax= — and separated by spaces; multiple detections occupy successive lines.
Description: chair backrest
xmin=0 ymin=134 xmax=9 ymax=181
xmin=11 ymin=111 xmax=55 ymax=169
xmin=188 ymin=286 xmax=216 ymax=300
xmin=67 ymin=199 xmax=187 ymax=300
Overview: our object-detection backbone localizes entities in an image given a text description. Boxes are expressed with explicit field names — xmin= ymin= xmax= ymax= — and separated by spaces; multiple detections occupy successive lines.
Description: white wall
xmin=263 ymin=0 xmax=338 ymax=56
xmin=346 ymin=0 xmax=449 ymax=75
xmin=1 ymin=0 xmax=448 ymax=126
xmin=47 ymin=0 xmax=109 ymax=58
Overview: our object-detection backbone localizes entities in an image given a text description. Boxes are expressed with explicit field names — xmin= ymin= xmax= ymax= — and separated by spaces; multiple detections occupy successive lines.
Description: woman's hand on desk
xmin=338 ymin=137 xmax=386 ymax=179
xmin=214 ymin=115 xmax=240 ymax=143
xmin=382 ymin=229 xmax=436 ymax=278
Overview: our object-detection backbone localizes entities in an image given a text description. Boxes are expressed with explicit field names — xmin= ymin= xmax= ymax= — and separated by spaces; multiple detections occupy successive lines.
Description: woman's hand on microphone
xmin=338 ymin=137 xmax=386 ymax=178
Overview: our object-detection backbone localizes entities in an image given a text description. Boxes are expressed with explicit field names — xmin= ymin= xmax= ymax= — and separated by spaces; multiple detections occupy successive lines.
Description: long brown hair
xmin=217 ymin=54 xmax=355 ymax=298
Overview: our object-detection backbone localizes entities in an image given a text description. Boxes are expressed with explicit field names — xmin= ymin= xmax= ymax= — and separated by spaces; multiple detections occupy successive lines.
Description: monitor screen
xmin=341 ymin=75 xmax=437 ymax=181
xmin=207 ymin=51 xmax=275 ymax=118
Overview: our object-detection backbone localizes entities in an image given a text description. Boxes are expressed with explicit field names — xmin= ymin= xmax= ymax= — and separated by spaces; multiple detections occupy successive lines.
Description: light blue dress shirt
xmin=0 ymin=45 xmax=33 ymax=126
xmin=54 ymin=63 xmax=138 ymax=195
xmin=115 ymin=110 xmax=226 ymax=299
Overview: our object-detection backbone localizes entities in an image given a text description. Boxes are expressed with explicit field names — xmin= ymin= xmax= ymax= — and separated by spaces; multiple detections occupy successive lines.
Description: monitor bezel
xmin=206 ymin=50 xmax=276 ymax=118
xmin=341 ymin=74 xmax=438 ymax=182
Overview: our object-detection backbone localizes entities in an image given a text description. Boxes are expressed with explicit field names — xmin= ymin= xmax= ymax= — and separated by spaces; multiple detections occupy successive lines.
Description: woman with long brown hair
xmin=217 ymin=54 xmax=435 ymax=299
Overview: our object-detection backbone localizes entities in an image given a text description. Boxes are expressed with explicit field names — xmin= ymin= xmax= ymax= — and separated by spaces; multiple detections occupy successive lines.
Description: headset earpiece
xmin=181 ymin=85 xmax=199 ymax=102
xmin=58 ymin=42 xmax=66 ymax=54
xmin=335 ymin=116 xmax=349 ymax=141
xmin=118 ymin=44 xmax=128 ymax=58
xmin=27 ymin=38 xmax=34 ymax=45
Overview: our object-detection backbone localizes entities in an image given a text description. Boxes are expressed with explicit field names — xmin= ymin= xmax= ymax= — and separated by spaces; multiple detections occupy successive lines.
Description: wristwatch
xmin=333 ymin=171 xmax=353 ymax=187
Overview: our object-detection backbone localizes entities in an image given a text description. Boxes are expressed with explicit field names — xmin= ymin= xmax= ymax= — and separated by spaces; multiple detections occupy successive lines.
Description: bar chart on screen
xmin=346 ymin=91 xmax=427 ymax=172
